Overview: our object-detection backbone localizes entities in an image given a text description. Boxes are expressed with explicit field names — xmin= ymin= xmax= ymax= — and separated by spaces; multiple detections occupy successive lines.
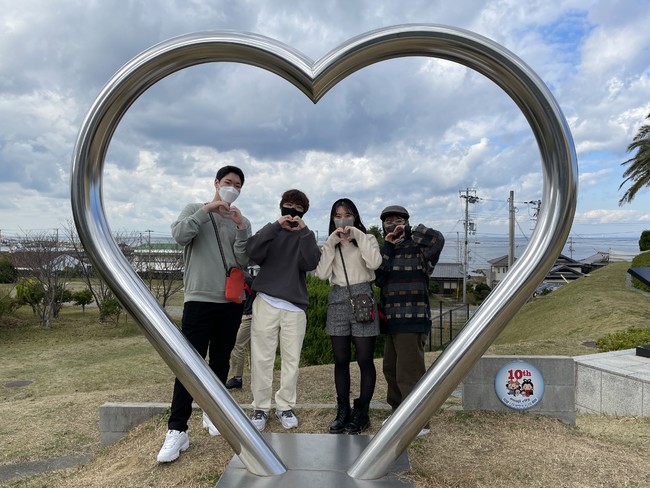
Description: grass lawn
xmin=1 ymin=264 xmax=650 ymax=486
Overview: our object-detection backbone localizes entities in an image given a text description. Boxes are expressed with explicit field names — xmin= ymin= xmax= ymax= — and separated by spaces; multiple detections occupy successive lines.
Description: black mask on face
xmin=383 ymin=224 xmax=397 ymax=236
xmin=281 ymin=207 xmax=305 ymax=219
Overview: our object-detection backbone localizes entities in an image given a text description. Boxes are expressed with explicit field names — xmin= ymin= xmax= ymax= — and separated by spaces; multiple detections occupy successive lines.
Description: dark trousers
xmin=168 ymin=301 xmax=243 ymax=432
xmin=382 ymin=332 xmax=427 ymax=410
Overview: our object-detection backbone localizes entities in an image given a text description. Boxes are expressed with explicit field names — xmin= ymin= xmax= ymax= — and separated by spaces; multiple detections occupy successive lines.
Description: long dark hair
xmin=328 ymin=198 xmax=367 ymax=235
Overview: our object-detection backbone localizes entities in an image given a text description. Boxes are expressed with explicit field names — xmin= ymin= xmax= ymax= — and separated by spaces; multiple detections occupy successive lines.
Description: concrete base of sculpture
xmin=216 ymin=432 xmax=412 ymax=487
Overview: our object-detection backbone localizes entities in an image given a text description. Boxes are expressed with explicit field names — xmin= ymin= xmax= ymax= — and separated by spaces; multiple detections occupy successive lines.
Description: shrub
xmin=0 ymin=259 xmax=17 ymax=283
xmin=630 ymin=251 xmax=650 ymax=292
xmin=302 ymin=275 xmax=386 ymax=366
xmin=99 ymin=296 xmax=123 ymax=324
xmin=302 ymin=275 xmax=332 ymax=366
xmin=0 ymin=295 xmax=20 ymax=319
xmin=71 ymin=289 xmax=94 ymax=312
xmin=15 ymin=278 xmax=46 ymax=313
xmin=639 ymin=230 xmax=650 ymax=252
xmin=596 ymin=326 xmax=650 ymax=352
xmin=473 ymin=282 xmax=491 ymax=303
xmin=428 ymin=280 xmax=439 ymax=296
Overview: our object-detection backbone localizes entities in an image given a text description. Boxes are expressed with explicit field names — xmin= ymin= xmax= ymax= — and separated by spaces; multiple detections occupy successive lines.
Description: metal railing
xmin=428 ymin=302 xmax=473 ymax=351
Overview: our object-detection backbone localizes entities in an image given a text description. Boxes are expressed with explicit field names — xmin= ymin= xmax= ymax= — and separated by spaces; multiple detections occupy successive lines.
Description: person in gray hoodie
xmin=246 ymin=189 xmax=321 ymax=431
xmin=157 ymin=165 xmax=252 ymax=463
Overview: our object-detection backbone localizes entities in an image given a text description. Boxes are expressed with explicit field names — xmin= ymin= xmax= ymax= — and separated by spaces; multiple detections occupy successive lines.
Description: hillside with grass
xmin=1 ymin=261 xmax=650 ymax=486
xmin=488 ymin=261 xmax=650 ymax=356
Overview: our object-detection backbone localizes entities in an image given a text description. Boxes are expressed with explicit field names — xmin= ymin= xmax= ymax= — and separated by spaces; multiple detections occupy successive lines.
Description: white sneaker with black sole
xmin=251 ymin=410 xmax=269 ymax=431
xmin=202 ymin=412 xmax=220 ymax=436
xmin=157 ymin=430 xmax=189 ymax=463
xmin=275 ymin=409 xmax=299 ymax=429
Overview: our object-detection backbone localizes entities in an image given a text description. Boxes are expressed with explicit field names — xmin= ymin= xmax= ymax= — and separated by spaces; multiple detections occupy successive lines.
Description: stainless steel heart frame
xmin=71 ymin=25 xmax=577 ymax=480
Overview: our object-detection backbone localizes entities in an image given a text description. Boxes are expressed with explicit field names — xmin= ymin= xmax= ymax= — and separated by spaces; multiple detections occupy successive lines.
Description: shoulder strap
xmin=337 ymin=244 xmax=354 ymax=300
xmin=208 ymin=211 xmax=229 ymax=272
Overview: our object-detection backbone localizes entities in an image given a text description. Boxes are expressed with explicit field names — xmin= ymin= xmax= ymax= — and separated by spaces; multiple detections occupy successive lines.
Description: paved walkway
xmin=0 ymin=454 xmax=91 ymax=483
xmin=574 ymin=348 xmax=650 ymax=383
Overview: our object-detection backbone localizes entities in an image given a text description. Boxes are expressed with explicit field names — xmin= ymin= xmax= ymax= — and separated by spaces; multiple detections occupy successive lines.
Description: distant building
xmin=486 ymin=255 xmax=511 ymax=288
xmin=487 ymin=253 xmax=586 ymax=288
xmin=132 ymin=243 xmax=184 ymax=274
xmin=430 ymin=262 xmax=464 ymax=296
xmin=544 ymin=254 xmax=586 ymax=283
xmin=579 ymin=252 xmax=609 ymax=274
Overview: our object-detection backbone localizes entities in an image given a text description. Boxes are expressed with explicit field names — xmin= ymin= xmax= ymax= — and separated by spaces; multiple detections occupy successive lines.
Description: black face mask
xmin=281 ymin=207 xmax=305 ymax=219
xmin=383 ymin=224 xmax=397 ymax=236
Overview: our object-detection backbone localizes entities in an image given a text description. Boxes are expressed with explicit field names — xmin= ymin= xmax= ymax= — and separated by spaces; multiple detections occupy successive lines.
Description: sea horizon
xmin=439 ymin=234 xmax=643 ymax=271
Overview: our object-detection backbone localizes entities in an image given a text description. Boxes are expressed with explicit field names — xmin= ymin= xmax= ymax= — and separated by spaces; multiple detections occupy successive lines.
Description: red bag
xmin=225 ymin=267 xmax=246 ymax=304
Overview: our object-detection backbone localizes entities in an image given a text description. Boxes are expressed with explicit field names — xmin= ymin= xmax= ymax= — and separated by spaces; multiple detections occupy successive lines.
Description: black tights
xmin=331 ymin=335 xmax=376 ymax=405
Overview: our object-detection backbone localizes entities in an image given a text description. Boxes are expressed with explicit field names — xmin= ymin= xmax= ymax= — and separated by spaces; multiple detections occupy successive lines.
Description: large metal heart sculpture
xmin=71 ymin=25 xmax=577 ymax=480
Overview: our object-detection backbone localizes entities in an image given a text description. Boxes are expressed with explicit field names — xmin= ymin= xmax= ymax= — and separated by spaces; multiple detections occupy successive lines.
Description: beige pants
xmin=229 ymin=314 xmax=252 ymax=378
xmin=250 ymin=297 xmax=306 ymax=412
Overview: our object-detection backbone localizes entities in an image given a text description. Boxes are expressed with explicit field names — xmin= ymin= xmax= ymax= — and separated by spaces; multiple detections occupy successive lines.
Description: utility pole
xmin=508 ymin=191 xmax=515 ymax=267
xmin=145 ymin=229 xmax=153 ymax=246
xmin=524 ymin=199 xmax=542 ymax=230
xmin=459 ymin=188 xmax=479 ymax=304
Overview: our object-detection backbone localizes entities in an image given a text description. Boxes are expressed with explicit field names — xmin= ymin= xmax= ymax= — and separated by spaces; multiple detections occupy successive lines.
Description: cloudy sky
xmin=1 ymin=0 xmax=649 ymax=259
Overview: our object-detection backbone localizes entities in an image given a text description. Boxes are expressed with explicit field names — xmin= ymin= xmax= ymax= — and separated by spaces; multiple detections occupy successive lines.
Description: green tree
xmin=99 ymin=295 xmax=123 ymax=324
xmin=639 ymin=230 xmax=650 ymax=252
xmin=15 ymin=278 xmax=71 ymax=320
xmin=367 ymin=225 xmax=384 ymax=247
xmin=428 ymin=280 xmax=440 ymax=296
xmin=472 ymin=282 xmax=492 ymax=303
xmin=0 ymin=258 xmax=18 ymax=283
xmin=72 ymin=288 xmax=94 ymax=312
xmin=51 ymin=285 xmax=73 ymax=318
xmin=619 ymin=112 xmax=650 ymax=205
xmin=15 ymin=278 xmax=46 ymax=315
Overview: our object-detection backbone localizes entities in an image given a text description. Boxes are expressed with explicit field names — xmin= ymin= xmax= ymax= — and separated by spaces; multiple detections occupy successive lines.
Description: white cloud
xmin=0 ymin=0 xmax=649 ymax=249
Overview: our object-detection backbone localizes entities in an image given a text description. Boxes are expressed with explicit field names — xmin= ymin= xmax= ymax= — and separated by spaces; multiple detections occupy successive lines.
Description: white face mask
xmin=218 ymin=185 xmax=240 ymax=204
xmin=334 ymin=217 xmax=355 ymax=229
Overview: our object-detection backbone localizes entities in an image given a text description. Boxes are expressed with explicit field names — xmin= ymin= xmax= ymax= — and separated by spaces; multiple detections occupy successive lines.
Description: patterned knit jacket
xmin=375 ymin=224 xmax=445 ymax=334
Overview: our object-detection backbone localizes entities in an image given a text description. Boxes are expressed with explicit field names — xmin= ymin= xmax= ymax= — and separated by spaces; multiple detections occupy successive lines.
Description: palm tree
xmin=619 ymin=111 xmax=650 ymax=205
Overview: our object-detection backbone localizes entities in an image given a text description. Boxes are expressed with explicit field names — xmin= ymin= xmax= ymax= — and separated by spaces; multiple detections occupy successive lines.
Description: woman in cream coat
xmin=315 ymin=198 xmax=381 ymax=434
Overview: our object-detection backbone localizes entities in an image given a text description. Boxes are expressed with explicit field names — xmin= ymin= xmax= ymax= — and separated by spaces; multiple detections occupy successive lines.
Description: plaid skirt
xmin=326 ymin=282 xmax=380 ymax=337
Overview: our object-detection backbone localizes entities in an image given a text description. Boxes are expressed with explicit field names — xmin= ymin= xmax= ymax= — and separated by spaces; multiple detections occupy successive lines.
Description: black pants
xmin=168 ymin=301 xmax=243 ymax=432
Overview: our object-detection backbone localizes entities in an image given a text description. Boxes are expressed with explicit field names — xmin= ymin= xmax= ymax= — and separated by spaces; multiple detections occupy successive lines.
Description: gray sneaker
xmin=251 ymin=410 xmax=268 ymax=431
xmin=275 ymin=409 xmax=299 ymax=429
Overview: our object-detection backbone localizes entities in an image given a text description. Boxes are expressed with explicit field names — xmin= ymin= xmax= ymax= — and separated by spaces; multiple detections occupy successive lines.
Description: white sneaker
xmin=157 ymin=430 xmax=189 ymax=463
xmin=202 ymin=412 xmax=220 ymax=436
xmin=251 ymin=410 xmax=268 ymax=431
xmin=275 ymin=409 xmax=299 ymax=429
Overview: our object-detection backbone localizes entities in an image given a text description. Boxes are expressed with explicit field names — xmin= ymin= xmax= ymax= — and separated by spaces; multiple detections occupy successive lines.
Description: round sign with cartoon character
xmin=495 ymin=360 xmax=544 ymax=410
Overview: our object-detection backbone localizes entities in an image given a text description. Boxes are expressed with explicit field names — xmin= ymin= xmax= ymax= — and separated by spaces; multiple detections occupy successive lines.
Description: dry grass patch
xmin=9 ymin=410 xmax=650 ymax=488
xmin=409 ymin=411 xmax=650 ymax=487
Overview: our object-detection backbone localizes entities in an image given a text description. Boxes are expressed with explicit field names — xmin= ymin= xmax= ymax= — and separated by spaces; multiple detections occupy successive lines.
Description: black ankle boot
xmin=345 ymin=399 xmax=370 ymax=434
xmin=329 ymin=398 xmax=351 ymax=434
